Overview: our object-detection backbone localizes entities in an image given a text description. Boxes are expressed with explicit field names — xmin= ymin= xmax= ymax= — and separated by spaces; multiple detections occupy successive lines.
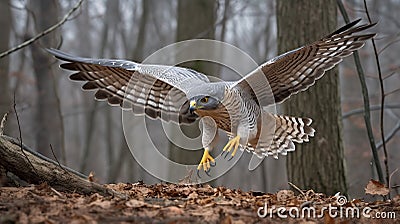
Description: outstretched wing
xmin=233 ymin=19 xmax=376 ymax=105
xmin=47 ymin=49 xmax=210 ymax=124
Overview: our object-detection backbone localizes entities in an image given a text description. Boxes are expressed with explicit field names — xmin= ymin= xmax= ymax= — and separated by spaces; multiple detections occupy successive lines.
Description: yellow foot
xmin=197 ymin=149 xmax=215 ymax=171
xmin=222 ymin=135 xmax=241 ymax=157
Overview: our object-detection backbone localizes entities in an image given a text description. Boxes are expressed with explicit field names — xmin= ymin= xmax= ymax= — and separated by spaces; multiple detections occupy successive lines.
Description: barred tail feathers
xmin=267 ymin=114 xmax=315 ymax=158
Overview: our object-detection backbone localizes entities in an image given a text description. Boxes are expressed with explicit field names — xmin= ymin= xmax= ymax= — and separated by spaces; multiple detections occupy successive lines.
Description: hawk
xmin=48 ymin=19 xmax=375 ymax=173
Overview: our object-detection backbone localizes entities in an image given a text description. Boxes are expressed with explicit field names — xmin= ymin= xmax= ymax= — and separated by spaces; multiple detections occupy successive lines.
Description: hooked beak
xmin=189 ymin=100 xmax=196 ymax=114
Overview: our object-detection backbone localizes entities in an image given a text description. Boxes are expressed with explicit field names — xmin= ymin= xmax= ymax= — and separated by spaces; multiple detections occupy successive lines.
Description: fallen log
xmin=0 ymin=134 xmax=125 ymax=198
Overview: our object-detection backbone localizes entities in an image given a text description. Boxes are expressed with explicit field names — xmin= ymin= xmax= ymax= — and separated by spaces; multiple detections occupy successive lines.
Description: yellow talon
xmin=222 ymin=135 xmax=241 ymax=157
xmin=197 ymin=148 xmax=215 ymax=171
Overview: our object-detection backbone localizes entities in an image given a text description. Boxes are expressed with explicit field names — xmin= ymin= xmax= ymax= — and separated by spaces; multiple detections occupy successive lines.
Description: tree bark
xmin=277 ymin=0 xmax=347 ymax=195
xmin=29 ymin=0 xmax=62 ymax=158
xmin=130 ymin=0 xmax=150 ymax=61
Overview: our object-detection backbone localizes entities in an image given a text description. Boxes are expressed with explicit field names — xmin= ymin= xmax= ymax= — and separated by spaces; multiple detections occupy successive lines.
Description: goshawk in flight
xmin=48 ymin=19 xmax=375 ymax=173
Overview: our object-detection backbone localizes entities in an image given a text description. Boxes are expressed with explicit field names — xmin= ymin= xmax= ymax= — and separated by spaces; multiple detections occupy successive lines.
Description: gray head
xmin=186 ymin=82 xmax=226 ymax=114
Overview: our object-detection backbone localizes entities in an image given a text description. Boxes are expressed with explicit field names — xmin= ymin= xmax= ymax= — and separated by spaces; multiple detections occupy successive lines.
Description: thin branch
xmin=13 ymin=92 xmax=39 ymax=177
xmin=376 ymin=121 xmax=400 ymax=150
xmin=337 ymin=0 xmax=385 ymax=184
xmin=50 ymin=187 xmax=64 ymax=197
xmin=0 ymin=0 xmax=84 ymax=59
xmin=378 ymin=33 xmax=400 ymax=55
xmin=288 ymin=182 xmax=306 ymax=198
xmin=384 ymin=87 xmax=400 ymax=96
xmin=389 ymin=168 xmax=399 ymax=194
xmin=49 ymin=144 xmax=67 ymax=173
xmin=383 ymin=70 xmax=398 ymax=80
xmin=342 ymin=104 xmax=400 ymax=119
xmin=363 ymin=0 xmax=390 ymax=194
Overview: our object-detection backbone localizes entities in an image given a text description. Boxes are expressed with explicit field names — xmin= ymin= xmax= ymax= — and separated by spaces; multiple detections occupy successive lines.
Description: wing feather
xmin=48 ymin=48 xmax=210 ymax=124
xmin=233 ymin=19 xmax=376 ymax=105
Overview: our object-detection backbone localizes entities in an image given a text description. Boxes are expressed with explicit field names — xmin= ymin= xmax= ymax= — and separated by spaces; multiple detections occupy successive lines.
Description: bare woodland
xmin=0 ymin=0 xmax=399 ymax=222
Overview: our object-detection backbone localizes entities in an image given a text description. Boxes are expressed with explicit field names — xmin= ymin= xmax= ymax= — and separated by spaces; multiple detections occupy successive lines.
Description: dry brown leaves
xmin=365 ymin=179 xmax=390 ymax=196
xmin=0 ymin=182 xmax=398 ymax=223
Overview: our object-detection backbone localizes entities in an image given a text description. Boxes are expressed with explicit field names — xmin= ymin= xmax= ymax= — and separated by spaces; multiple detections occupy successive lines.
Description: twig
xmin=389 ymin=168 xmax=399 ymax=194
xmin=378 ymin=33 xmax=400 ymax=55
xmin=337 ymin=0 xmax=385 ymax=185
xmin=0 ymin=113 xmax=8 ymax=136
xmin=49 ymin=144 xmax=67 ymax=173
xmin=363 ymin=0 xmax=390 ymax=197
xmin=383 ymin=70 xmax=398 ymax=80
xmin=0 ymin=0 xmax=84 ymax=59
xmin=50 ymin=187 xmax=64 ymax=197
xmin=384 ymin=87 xmax=400 ymax=96
xmin=376 ymin=121 xmax=400 ymax=150
xmin=178 ymin=168 xmax=196 ymax=184
xmin=368 ymin=202 xmax=393 ymax=209
xmin=13 ymin=92 xmax=39 ymax=177
xmin=342 ymin=104 xmax=400 ymax=119
xmin=288 ymin=182 xmax=306 ymax=198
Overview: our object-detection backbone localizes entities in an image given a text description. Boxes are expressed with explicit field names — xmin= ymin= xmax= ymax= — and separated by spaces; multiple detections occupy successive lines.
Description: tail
xmin=267 ymin=114 xmax=315 ymax=158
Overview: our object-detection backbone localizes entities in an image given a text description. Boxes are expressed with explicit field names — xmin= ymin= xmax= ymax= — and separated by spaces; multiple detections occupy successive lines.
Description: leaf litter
xmin=0 ymin=182 xmax=398 ymax=223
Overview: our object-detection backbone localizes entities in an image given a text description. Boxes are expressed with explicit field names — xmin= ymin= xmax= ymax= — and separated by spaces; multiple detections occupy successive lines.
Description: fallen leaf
xmin=17 ymin=212 xmax=29 ymax=224
xmin=89 ymin=200 xmax=111 ymax=209
xmin=232 ymin=220 xmax=245 ymax=224
xmin=365 ymin=179 xmax=389 ymax=196
xmin=188 ymin=192 xmax=198 ymax=199
xmin=125 ymin=199 xmax=146 ymax=208
xmin=162 ymin=206 xmax=184 ymax=215
xmin=88 ymin=171 xmax=96 ymax=182
xmin=323 ymin=211 xmax=335 ymax=224
xmin=198 ymin=197 xmax=213 ymax=206
xmin=393 ymin=194 xmax=400 ymax=203
xmin=301 ymin=220 xmax=317 ymax=224
xmin=192 ymin=209 xmax=214 ymax=216
xmin=276 ymin=190 xmax=294 ymax=203
xmin=215 ymin=199 xmax=233 ymax=206
xmin=219 ymin=214 xmax=232 ymax=224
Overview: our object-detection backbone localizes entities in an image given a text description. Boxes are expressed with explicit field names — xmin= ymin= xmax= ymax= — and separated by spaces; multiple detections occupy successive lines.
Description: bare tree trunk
xmin=29 ymin=0 xmax=62 ymax=158
xmin=277 ymin=0 xmax=347 ymax=195
xmin=76 ymin=0 xmax=92 ymax=54
xmin=169 ymin=0 xmax=217 ymax=172
xmin=0 ymin=0 xmax=11 ymax=131
xmin=130 ymin=0 xmax=150 ymax=61
xmin=107 ymin=0 xmax=151 ymax=183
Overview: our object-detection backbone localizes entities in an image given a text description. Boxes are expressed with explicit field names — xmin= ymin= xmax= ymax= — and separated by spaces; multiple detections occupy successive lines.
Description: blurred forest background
xmin=0 ymin=0 xmax=399 ymax=199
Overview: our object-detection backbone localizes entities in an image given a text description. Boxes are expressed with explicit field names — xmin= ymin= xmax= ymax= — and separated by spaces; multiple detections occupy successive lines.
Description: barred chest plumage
xmin=216 ymin=87 xmax=261 ymax=135
xmin=194 ymin=85 xmax=260 ymax=135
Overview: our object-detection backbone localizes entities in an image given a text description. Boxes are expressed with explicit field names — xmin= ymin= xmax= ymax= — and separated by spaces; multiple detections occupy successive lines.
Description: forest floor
xmin=0 ymin=182 xmax=399 ymax=224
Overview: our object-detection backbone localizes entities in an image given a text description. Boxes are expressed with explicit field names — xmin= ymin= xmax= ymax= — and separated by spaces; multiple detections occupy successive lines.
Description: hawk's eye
xmin=200 ymin=96 xmax=209 ymax=103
